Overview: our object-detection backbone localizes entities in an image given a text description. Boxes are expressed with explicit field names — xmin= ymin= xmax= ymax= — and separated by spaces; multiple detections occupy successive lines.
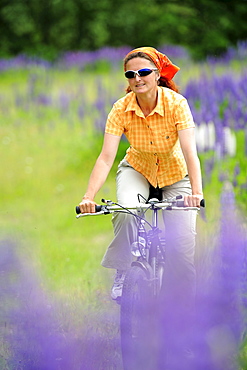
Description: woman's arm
xmin=178 ymin=127 xmax=204 ymax=207
xmin=79 ymin=133 xmax=121 ymax=213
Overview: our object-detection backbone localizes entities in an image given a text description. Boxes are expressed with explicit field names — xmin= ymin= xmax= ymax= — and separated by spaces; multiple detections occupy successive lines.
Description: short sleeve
xmin=105 ymin=104 xmax=125 ymax=137
xmin=174 ymin=98 xmax=195 ymax=131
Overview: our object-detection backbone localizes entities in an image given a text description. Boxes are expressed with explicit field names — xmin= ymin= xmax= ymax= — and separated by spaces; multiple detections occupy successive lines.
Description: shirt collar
xmin=125 ymin=87 xmax=164 ymax=117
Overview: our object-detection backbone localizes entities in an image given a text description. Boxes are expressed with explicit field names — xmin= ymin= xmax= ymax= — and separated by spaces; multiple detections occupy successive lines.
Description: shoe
xmin=111 ymin=270 xmax=126 ymax=301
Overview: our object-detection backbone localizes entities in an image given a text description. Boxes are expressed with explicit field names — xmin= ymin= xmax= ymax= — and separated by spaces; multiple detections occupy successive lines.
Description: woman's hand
xmin=183 ymin=194 xmax=204 ymax=208
xmin=79 ymin=196 xmax=97 ymax=213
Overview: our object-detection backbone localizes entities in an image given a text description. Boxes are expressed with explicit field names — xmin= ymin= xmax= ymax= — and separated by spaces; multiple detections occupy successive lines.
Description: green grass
xmin=1 ymin=124 xmax=104 ymax=293
xmin=0 ymin=110 xmax=131 ymax=298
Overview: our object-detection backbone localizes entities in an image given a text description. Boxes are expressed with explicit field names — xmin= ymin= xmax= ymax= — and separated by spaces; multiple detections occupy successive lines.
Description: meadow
xmin=0 ymin=44 xmax=247 ymax=369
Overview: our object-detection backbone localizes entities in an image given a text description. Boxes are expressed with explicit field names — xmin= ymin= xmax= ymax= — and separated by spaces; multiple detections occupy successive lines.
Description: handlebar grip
xmin=95 ymin=205 xmax=103 ymax=212
xmin=200 ymin=199 xmax=205 ymax=207
xmin=75 ymin=205 xmax=103 ymax=214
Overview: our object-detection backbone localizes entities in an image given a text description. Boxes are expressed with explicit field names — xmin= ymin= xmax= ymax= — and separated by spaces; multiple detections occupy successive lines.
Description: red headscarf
xmin=125 ymin=47 xmax=180 ymax=80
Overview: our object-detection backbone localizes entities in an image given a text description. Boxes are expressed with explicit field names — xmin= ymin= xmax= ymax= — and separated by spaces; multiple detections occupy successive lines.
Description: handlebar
xmin=75 ymin=198 xmax=205 ymax=216
xmin=75 ymin=205 xmax=102 ymax=214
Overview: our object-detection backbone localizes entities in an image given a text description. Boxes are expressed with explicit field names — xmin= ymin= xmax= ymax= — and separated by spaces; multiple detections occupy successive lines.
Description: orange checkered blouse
xmin=105 ymin=86 xmax=195 ymax=188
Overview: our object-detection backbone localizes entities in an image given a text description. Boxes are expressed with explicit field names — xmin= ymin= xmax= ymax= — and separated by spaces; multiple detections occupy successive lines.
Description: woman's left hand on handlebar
xmin=79 ymin=197 xmax=97 ymax=213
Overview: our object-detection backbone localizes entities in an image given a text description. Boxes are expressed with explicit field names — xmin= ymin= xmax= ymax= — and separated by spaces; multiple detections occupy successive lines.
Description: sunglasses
xmin=124 ymin=68 xmax=158 ymax=79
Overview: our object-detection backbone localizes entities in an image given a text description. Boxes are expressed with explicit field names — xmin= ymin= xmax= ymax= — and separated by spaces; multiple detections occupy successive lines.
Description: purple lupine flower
xmin=159 ymin=44 xmax=189 ymax=61
xmin=36 ymin=94 xmax=52 ymax=106
xmin=192 ymin=183 xmax=246 ymax=370
xmin=0 ymin=54 xmax=51 ymax=71
xmin=245 ymin=126 xmax=247 ymax=157
xmin=206 ymin=41 xmax=247 ymax=64
xmin=57 ymin=46 xmax=130 ymax=70
xmin=1 ymin=240 xmax=73 ymax=369
xmin=232 ymin=163 xmax=241 ymax=187
xmin=27 ymin=74 xmax=38 ymax=100
xmin=1 ymin=240 xmax=124 ymax=369
xmin=77 ymin=104 xmax=84 ymax=119
xmin=156 ymin=190 xmax=246 ymax=369
xmin=185 ymin=70 xmax=246 ymax=157
xmin=234 ymin=163 xmax=241 ymax=177
xmin=204 ymin=156 xmax=215 ymax=183
xmin=14 ymin=91 xmax=24 ymax=107
xmin=219 ymin=171 xmax=228 ymax=183
xmin=58 ymin=92 xmax=70 ymax=115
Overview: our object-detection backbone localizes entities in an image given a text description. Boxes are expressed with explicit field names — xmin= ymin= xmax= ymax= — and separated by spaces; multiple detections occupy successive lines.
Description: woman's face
xmin=125 ymin=57 xmax=160 ymax=96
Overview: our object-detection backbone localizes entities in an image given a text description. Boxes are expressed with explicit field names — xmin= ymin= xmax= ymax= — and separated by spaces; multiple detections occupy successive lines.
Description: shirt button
xmin=166 ymin=136 xmax=169 ymax=139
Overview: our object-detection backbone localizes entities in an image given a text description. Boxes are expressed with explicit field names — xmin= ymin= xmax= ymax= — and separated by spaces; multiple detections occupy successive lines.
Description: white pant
xmin=101 ymin=159 xmax=197 ymax=278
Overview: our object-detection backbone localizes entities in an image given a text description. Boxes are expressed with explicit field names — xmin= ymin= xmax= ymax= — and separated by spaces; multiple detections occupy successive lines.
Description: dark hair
xmin=124 ymin=51 xmax=180 ymax=94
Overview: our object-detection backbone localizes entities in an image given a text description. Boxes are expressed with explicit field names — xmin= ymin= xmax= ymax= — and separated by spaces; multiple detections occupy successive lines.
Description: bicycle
xmin=75 ymin=195 xmax=204 ymax=370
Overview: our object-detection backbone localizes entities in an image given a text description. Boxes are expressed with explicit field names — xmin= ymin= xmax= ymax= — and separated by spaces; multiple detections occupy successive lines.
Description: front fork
xmin=150 ymin=207 xmax=164 ymax=297
xmin=150 ymin=242 xmax=159 ymax=297
xmin=132 ymin=207 xmax=163 ymax=297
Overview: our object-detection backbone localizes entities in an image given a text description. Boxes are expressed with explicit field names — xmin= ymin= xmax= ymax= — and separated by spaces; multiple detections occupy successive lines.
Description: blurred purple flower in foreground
xmin=0 ymin=240 xmax=80 ymax=369
xmin=1 ymin=183 xmax=246 ymax=370
xmin=0 ymin=240 xmax=121 ymax=369
xmin=152 ymin=182 xmax=247 ymax=370
xmin=191 ymin=183 xmax=246 ymax=370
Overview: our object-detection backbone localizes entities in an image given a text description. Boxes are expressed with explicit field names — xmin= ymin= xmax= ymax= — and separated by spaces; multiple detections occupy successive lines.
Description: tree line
xmin=0 ymin=0 xmax=246 ymax=60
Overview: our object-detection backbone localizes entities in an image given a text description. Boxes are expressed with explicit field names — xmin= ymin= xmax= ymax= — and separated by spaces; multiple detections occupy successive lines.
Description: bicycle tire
xmin=120 ymin=265 xmax=158 ymax=370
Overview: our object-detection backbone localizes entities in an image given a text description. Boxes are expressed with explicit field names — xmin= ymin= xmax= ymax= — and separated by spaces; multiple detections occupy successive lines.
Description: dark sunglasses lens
xmin=125 ymin=71 xmax=135 ymax=78
xmin=138 ymin=69 xmax=152 ymax=77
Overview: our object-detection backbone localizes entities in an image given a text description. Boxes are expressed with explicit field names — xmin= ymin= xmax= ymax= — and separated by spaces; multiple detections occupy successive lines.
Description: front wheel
xmin=120 ymin=265 xmax=158 ymax=370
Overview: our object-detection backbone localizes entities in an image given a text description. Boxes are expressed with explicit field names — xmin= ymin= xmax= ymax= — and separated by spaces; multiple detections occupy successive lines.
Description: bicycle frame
xmin=131 ymin=201 xmax=164 ymax=297
xmin=76 ymin=196 xmax=202 ymax=297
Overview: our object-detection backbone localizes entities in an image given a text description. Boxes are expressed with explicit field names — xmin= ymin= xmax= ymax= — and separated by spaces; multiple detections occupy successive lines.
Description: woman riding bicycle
xmin=79 ymin=47 xmax=203 ymax=311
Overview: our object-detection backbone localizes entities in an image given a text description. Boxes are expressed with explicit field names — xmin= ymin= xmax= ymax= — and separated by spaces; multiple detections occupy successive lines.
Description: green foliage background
xmin=0 ymin=0 xmax=247 ymax=59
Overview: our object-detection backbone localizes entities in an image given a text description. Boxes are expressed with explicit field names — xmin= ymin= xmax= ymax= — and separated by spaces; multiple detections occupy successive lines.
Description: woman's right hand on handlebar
xmin=79 ymin=196 xmax=97 ymax=213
